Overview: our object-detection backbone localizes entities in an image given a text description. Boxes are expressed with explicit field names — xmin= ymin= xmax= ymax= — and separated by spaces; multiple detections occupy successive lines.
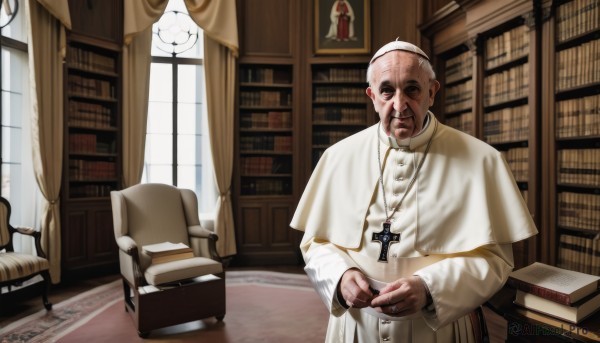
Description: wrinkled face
xmin=366 ymin=51 xmax=440 ymax=140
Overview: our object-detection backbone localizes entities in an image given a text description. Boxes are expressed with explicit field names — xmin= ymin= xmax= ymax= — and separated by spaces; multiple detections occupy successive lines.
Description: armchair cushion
xmin=0 ymin=252 xmax=49 ymax=281
xmin=144 ymin=256 xmax=223 ymax=285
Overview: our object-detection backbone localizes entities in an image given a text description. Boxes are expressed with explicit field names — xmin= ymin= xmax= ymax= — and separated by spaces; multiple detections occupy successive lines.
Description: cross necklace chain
xmin=372 ymin=120 xmax=437 ymax=262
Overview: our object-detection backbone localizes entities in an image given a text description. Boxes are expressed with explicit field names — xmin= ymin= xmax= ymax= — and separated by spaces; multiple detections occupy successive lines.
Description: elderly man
xmin=290 ymin=40 xmax=538 ymax=342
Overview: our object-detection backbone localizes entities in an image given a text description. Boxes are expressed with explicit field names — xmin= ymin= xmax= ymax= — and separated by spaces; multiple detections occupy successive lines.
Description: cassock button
xmin=383 ymin=338 xmax=391 ymax=342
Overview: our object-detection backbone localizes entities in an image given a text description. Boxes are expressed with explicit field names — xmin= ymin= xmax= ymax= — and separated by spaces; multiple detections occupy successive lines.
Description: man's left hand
xmin=370 ymin=276 xmax=428 ymax=316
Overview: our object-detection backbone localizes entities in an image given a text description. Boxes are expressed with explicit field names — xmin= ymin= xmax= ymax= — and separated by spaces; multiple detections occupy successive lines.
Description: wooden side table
xmin=485 ymin=286 xmax=600 ymax=342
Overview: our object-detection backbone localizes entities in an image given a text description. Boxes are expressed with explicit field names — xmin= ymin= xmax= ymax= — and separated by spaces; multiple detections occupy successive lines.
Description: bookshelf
xmin=542 ymin=0 xmax=600 ymax=276
xmin=440 ymin=45 xmax=474 ymax=135
xmin=238 ymin=64 xmax=294 ymax=196
xmin=64 ymin=41 xmax=120 ymax=199
xmin=61 ymin=0 xmax=122 ymax=273
xmin=427 ymin=1 xmax=540 ymax=270
xmin=310 ymin=63 xmax=370 ymax=167
xmin=234 ymin=61 xmax=301 ymax=266
xmin=481 ymin=20 xmax=534 ymax=209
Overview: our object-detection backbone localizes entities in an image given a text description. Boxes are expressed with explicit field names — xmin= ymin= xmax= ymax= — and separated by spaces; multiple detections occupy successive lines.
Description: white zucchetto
xmin=370 ymin=39 xmax=430 ymax=64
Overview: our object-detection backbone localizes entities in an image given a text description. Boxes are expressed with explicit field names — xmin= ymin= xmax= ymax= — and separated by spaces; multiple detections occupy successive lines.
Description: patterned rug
xmin=0 ymin=271 xmax=323 ymax=342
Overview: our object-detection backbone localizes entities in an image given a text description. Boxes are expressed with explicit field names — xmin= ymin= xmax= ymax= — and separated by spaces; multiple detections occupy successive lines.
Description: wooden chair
xmin=110 ymin=183 xmax=225 ymax=337
xmin=0 ymin=196 xmax=52 ymax=310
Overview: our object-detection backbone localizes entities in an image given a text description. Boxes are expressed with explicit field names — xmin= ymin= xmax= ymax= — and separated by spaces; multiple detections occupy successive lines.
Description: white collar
xmin=378 ymin=112 xmax=436 ymax=150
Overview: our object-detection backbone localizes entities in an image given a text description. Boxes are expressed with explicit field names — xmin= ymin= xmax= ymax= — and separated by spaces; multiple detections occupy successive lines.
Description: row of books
xmin=240 ymin=178 xmax=291 ymax=195
xmin=500 ymin=147 xmax=529 ymax=182
xmin=445 ymin=50 xmax=473 ymax=84
xmin=444 ymin=79 xmax=473 ymax=113
xmin=240 ymin=156 xmax=291 ymax=175
xmin=485 ymin=25 xmax=529 ymax=70
xmin=556 ymin=0 xmax=600 ymax=43
xmin=313 ymin=107 xmax=366 ymax=123
xmin=69 ymin=133 xmax=116 ymax=155
xmin=68 ymin=101 xmax=114 ymax=129
xmin=313 ymin=67 xmax=367 ymax=83
xmin=559 ymin=234 xmax=600 ymax=277
xmin=483 ymin=62 xmax=529 ymax=106
xmin=445 ymin=113 xmax=473 ymax=136
xmin=239 ymin=135 xmax=292 ymax=153
xmin=67 ymin=46 xmax=116 ymax=74
xmin=558 ymin=148 xmax=600 ymax=186
xmin=69 ymin=183 xmax=116 ymax=198
xmin=68 ymin=75 xmax=115 ymax=99
xmin=483 ymin=104 xmax=529 ymax=144
xmin=240 ymin=67 xmax=291 ymax=84
xmin=240 ymin=111 xmax=292 ymax=129
xmin=313 ymin=87 xmax=368 ymax=103
xmin=69 ymin=160 xmax=117 ymax=181
xmin=556 ymin=93 xmax=600 ymax=138
xmin=558 ymin=191 xmax=600 ymax=231
xmin=239 ymin=90 xmax=292 ymax=107
xmin=508 ymin=262 xmax=600 ymax=324
xmin=556 ymin=38 xmax=600 ymax=91
xmin=313 ymin=130 xmax=353 ymax=146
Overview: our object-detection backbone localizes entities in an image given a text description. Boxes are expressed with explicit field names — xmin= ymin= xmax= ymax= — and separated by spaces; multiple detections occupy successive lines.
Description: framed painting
xmin=315 ymin=0 xmax=370 ymax=55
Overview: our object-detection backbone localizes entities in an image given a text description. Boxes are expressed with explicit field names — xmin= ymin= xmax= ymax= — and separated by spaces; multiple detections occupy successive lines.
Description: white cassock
xmin=290 ymin=113 xmax=538 ymax=343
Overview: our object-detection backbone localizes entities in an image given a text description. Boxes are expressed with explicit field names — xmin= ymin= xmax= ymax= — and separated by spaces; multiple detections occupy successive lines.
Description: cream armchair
xmin=110 ymin=183 xmax=225 ymax=337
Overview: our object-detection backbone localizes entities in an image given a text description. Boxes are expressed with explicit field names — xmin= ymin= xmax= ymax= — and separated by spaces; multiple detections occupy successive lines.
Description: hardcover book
xmin=508 ymin=262 xmax=600 ymax=305
xmin=142 ymin=242 xmax=193 ymax=257
xmin=514 ymin=289 xmax=600 ymax=324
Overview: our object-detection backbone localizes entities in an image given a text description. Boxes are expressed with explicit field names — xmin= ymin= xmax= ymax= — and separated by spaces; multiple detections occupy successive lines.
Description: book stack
xmin=508 ymin=262 xmax=600 ymax=324
xmin=142 ymin=242 xmax=194 ymax=264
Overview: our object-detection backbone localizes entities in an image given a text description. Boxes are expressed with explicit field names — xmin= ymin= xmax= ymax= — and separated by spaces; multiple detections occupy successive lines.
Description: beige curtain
xmin=122 ymin=1 xmax=167 ymax=187
xmin=201 ymin=36 xmax=237 ymax=256
xmin=124 ymin=0 xmax=239 ymax=257
xmin=27 ymin=0 xmax=71 ymax=283
xmin=122 ymin=27 xmax=153 ymax=187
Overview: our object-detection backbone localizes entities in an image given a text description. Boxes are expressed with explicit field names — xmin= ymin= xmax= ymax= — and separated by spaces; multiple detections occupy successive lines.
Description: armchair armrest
xmin=115 ymin=235 xmax=145 ymax=287
xmin=14 ymin=226 xmax=46 ymax=259
xmin=116 ymin=235 xmax=138 ymax=255
xmin=188 ymin=225 xmax=221 ymax=262
xmin=188 ymin=225 xmax=217 ymax=240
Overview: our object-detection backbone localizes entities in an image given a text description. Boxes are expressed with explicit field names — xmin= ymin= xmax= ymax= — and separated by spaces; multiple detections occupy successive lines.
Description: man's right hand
xmin=337 ymin=268 xmax=376 ymax=309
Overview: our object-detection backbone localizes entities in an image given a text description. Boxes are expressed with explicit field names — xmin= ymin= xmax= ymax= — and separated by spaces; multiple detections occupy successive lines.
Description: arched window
xmin=142 ymin=0 xmax=216 ymax=213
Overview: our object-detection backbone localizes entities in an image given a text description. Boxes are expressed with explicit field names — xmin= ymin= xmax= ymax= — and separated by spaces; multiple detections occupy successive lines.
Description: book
xmin=142 ymin=242 xmax=193 ymax=257
xmin=514 ymin=289 xmax=600 ymax=324
xmin=508 ymin=262 xmax=600 ymax=305
xmin=151 ymin=251 xmax=194 ymax=264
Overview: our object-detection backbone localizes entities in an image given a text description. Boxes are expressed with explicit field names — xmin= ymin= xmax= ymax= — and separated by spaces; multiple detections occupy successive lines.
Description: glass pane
xmin=2 ymin=126 xmax=21 ymax=163
xmin=144 ymin=165 xmax=172 ymax=185
xmin=147 ymin=101 xmax=173 ymax=134
xmin=2 ymin=91 xmax=23 ymax=127
xmin=177 ymin=165 xmax=200 ymax=194
xmin=177 ymin=133 xmax=200 ymax=165
xmin=178 ymin=64 xmax=203 ymax=104
xmin=149 ymin=63 xmax=173 ymax=102
xmin=145 ymin=133 xmax=173 ymax=164
xmin=177 ymin=103 xmax=201 ymax=134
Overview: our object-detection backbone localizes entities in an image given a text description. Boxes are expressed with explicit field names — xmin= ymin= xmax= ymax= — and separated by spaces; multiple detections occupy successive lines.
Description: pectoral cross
xmin=372 ymin=221 xmax=400 ymax=262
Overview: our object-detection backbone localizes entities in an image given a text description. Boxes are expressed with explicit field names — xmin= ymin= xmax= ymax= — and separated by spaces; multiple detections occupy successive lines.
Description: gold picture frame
xmin=315 ymin=0 xmax=370 ymax=55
